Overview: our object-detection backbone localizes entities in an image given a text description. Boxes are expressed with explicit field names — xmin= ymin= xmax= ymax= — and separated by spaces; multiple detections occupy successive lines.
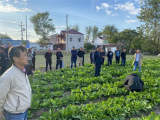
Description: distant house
xmin=93 ymin=37 xmax=110 ymax=49
xmin=49 ymin=29 xmax=84 ymax=50
xmin=30 ymin=43 xmax=40 ymax=50
xmin=105 ymin=43 xmax=124 ymax=53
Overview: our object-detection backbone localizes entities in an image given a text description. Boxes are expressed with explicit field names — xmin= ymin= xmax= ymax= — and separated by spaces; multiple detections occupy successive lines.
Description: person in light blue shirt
xmin=133 ymin=49 xmax=143 ymax=72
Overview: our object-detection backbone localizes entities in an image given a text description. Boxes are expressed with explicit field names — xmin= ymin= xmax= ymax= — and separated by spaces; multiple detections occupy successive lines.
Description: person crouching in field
xmin=124 ymin=73 xmax=144 ymax=92
xmin=133 ymin=49 xmax=143 ymax=72
xmin=0 ymin=46 xmax=31 ymax=120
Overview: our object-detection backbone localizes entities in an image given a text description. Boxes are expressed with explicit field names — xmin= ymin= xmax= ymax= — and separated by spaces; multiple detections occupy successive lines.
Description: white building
xmin=93 ymin=37 xmax=110 ymax=48
xmin=51 ymin=29 xmax=84 ymax=50
xmin=29 ymin=43 xmax=40 ymax=50
xmin=105 ymin=43 xmax=124 ymax=53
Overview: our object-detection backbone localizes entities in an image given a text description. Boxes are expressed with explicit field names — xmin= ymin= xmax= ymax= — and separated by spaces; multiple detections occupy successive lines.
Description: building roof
xmin=105 ymin=43 xmax=122 ymax=47
xmin=47 ymin=43 xmax=53 ymax=45
xmin=61 ymin=29 xmax=84 ymax=35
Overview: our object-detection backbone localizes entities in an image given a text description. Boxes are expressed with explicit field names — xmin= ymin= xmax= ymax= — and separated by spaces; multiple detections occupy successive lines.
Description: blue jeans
xmin=121 ymin=59 xmax=126 ymax=66
xmin=133 ymin=61 xmax=141 ymax=72
xmin=71 ymin=58 xmax=76 ymax=68
xmin=95 ymin=64 xmax=101 ymax=77
xmin=4 ymin=110 xmax=28 ymax=120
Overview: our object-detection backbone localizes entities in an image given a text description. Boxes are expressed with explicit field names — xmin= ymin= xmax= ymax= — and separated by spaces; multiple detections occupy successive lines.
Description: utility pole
xmin=26 ymin=16 xmax=27 ymax=41
xmin=20 ymin=22 xmax=23 ymax=41
xmin=66 ymin=14 xmax=69 ymax=54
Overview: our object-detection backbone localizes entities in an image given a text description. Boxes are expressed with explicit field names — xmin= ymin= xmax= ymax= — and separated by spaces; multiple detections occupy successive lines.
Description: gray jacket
xmin=124 ymin=73 xmax=144 ymax=90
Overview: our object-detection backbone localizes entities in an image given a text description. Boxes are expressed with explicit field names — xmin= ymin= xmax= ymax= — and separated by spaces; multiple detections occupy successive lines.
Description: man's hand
xmin=0 ymin=111 xmax=5 ymax=120
xmin=94 ymin=64 xmax=95 ymax=67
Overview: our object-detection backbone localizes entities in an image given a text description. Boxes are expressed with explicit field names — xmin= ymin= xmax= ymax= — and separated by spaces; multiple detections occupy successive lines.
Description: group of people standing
xmin=0 ymin=43 xmax=36 ymax=77
xmin=0 ymin=43 xmax=12 ymax=76
xmin=93 ymin=46 xmax=143 ymax=77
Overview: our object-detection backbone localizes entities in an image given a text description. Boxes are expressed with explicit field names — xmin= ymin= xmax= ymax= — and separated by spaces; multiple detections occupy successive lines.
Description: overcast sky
xmin=0 ymin=0 xmax=143 ymax=42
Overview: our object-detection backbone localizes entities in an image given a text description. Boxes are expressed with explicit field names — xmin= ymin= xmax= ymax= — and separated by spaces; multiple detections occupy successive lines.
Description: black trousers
xmin=116 ymin=56 xmax=120 ymax=64
xmin=82 ymin=57 xmax=84 ymax=66
xmin=107 ymin=59 xmax=112 ymax=66
xmin=95 ymin=64 xmax=101 ymax=77
xmin=91 ymin=58 xmax=94 ymax=64
xmin=102 ymin=58 xmax=105 ymax=65
xmin=56 ymin=59 xmax=62 ymax=70
xmin=32 ymin=58 xmax=35 ymax=70
xmin=46 ymin=60 xmax=52 ymax=71
xmin=124 ymin=85 xmax=140 ymax=92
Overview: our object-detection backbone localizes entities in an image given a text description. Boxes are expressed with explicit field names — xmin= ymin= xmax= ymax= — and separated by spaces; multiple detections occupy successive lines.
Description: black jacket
xmin=56 ymin=52 xmax=63 ymax=60
xmin=90 ymin=52 xmax=94 ymax=59
xmin=77 ymin=51 xmax=85 ymax=58
xmin=0 ymin=53 xmax=5 ymax=68
xmin=124 ymin=73 xmax=144 ymax=90
xmin=121 ymin=52 xmax=126 ymax=59
xmin=32 ymin=51 xmax=36 ymax=58
xmin=45 ymin=52 xmax=52 ymax=60
xmin=94 ymin=51 xmax=102 ymax=65
xmin=107 ymin=51 xmax=113 ymax=59
xmin=4 ymin=48 xmax=9 ymax=59
xmin=101 ymin=52 xmax=105 ymax=58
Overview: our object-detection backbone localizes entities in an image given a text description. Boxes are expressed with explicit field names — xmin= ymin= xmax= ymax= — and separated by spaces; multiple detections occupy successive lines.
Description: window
xmin=78 ymin=38 xmax=81 ymax=42
xmin=70 ymin=38 xmax=72 ymax=42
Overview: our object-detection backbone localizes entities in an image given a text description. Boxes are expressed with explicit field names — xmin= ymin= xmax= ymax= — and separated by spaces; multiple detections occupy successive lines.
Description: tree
xmin=72 ymin=24 xmax=80 ymax=31
xmin=92 ymin=26 xmax=98 ymax=43
xmin=119 ymin=29 xmax=139 ymax=50
xmin=0 ymin=33 xmax=12 ymax=39
xmin=22 ymin=40 xmax=28 ymax=46
xmin=137 ymin=0 xmax=160 ymax=54
xmin=102 ymin=25 xmax=119 ymax=43
xmin=30 ymin=11 xmax=55 ymax=46
xmin=85 ymin=26 xmax=92 ymax=42
xmin=84 ymin=43 xmax=95 ymax=52
xmin=98 ymin=31 xmax=103 ymax=37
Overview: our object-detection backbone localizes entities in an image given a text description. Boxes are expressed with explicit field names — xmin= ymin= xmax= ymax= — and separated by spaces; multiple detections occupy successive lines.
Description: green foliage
xmin=137 ymin=0 xmax=160 ymax=54
xmin=92 ymin=26 xmax=98 ymax=43
xmin=84 ymin=43 xmax=95 ymax=51
xmin=72 ymin=24 xmax=80 ymax=31
xmin=119 ymin=29 xmax=139 ymax=50
xmin=102 ymin=25 xmax=119 ymax=43
xmin=30 ymin=11 xmax=55 ymax=46
xmin=28 ymin=59 xmax=160 ymax=120
xmin=0 ymin=33 xmax=12 ymax=39
xmin=22 ymin=40 xmax=28 ymax=45
xmin=85 ymin=26 xmax=92 ymax=42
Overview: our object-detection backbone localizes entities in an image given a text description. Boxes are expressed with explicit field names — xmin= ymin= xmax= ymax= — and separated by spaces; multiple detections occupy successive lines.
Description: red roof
xmin=61 ymin=29 xmax=84 ymax=35
xmin=105 ymin=43 xmax=122 ymax=47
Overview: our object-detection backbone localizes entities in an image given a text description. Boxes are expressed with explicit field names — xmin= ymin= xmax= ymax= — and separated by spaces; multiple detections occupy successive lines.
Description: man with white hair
xmin=44 ymin=48 xmax=52 ymax=71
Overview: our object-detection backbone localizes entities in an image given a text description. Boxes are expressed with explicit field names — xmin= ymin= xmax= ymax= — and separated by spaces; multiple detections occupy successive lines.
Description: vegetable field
xmin=28 ymin=59 xmax=160 ymax=120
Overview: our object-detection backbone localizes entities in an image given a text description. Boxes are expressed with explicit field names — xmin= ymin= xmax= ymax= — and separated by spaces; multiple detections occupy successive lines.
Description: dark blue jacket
xmin=71 ymin=50 xmax=77 ymax=60
xmin=90 ymin=52 xmax=94 ymax=59
xmin=94 ymin=51 xmax=102 ymax=65
xmin=101 ymin=52 xmax=105 ymax=58
xmin=107 ymin=51 xmax=113 ymax=59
